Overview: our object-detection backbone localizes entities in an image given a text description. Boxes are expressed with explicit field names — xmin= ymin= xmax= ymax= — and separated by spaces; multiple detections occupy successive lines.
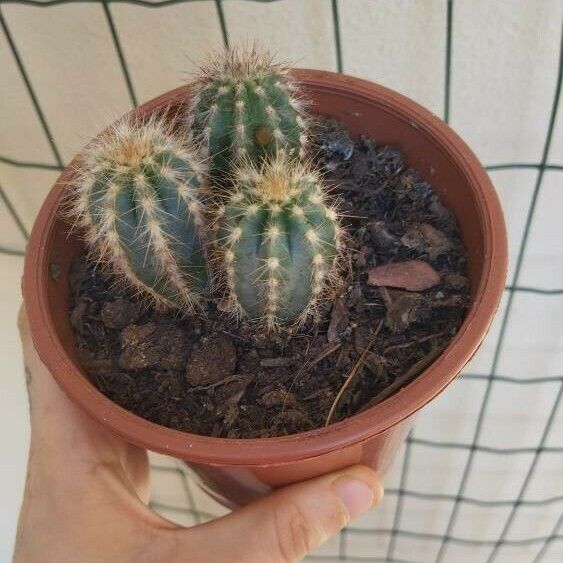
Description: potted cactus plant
xmin=23 ymin=47 xmax=507 ymax=508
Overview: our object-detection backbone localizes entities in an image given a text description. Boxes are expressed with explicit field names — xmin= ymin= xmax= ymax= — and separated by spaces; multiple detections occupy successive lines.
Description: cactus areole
xmin=216 ymin=158 xmax=342 ymax=328
xmin=188 ymin=48 xmax=308 ymax=175
xmin=70 ymin=118 xmax=209 ymax=311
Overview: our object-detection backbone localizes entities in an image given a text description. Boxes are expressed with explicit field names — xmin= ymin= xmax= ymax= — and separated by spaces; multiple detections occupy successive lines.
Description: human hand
xmin=14 ymin=307 xmax=383 ymax=563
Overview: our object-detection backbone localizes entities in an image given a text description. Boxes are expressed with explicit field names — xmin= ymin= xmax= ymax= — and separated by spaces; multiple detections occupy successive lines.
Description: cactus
xmin=70 ymin=117 xmax=209 ymax=311
xmin=214 ymin=157 xmax=342 ymax=328
xmin=187 ymin=47 xmax=308 ymax=176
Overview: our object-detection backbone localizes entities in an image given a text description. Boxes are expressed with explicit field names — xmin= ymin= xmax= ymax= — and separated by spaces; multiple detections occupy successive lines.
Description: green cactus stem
xmin=70 ymin=117 xmax=209 ymax=311
xmin=187 ymin=47 xmax=308 ymax=176
xmin=215 ymin=158 xmax=342 ymax=328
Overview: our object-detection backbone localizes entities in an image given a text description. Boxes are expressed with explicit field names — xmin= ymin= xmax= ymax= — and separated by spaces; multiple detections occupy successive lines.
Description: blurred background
xmin=1 ymin=1 xmax=562 ymax=561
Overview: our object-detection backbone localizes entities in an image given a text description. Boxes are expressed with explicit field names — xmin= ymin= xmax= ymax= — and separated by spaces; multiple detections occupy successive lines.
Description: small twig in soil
xmin=382 ymin=331 xmax=447 ymax=356
xmin=260 ymin=357 xmax=296 ymax=368
xmin=360 ymin=346 xmax=444 ymax=412
xmin=219 ymin=330 xmax=247 ymax=342
xmin=280 ymin=341 xmax=342 ymax=423
xmin=337 ymin=180 xmax=374 ymax=194
xmin=308 ymin=342 xmax=342 ymax=369
xmin=334 ymin=345 xmax=347 ymax=370
xmin=324 ymin=320 xmax=384 ymax=427
xmin=379 ymin=286 xmax=392 ymax=307
xmin=354 ymin=349 xmax=385 ymax=380
xmin=340 ymin=213 xmax=370 ymax=220
xmin=187 ymin=374 xmax=247 ymax=393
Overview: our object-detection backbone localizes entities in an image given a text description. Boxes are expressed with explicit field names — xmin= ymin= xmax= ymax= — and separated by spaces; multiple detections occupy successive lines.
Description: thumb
xmin=183 ymin=465 xmax=383 ymax=563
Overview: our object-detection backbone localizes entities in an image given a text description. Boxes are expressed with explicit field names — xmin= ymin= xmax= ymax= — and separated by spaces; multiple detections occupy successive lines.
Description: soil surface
xmin=69 ymin=117 xmax=470 ymax=438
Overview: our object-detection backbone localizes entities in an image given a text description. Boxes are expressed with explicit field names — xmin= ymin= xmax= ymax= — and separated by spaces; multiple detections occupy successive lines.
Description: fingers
xmin=176 ymin=465 xmax=383 ymax=563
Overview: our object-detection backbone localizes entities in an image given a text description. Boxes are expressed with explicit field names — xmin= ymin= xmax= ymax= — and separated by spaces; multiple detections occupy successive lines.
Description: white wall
xmin=1 ymin=1 xmax=562 ymax=562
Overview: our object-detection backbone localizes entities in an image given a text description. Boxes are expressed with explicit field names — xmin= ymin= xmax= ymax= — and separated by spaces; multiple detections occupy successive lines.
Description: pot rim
xmin=23 ymin=69 xmax=507 ymax=466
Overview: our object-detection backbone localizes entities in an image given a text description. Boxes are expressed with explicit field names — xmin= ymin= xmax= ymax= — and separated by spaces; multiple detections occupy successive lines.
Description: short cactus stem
xmin=187 ymin=47 xmax=308 ymax=176
xmin=69 ymin=117 xmax=209 ymax=311
xmin=215 ymin=158 xmax=342 ymax=328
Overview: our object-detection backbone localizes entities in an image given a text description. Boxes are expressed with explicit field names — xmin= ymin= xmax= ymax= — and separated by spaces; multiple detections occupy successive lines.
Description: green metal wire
xmin=486 ymin=163 xmax=563 ymax=172
xmin=463 ymin=373 xmax=563 ymax=385
xmin=0 ymin=246 xmax=25 ymax=256
xmin=506 ymin=285 xmax=563 ymax=295
xmin=411 ymin=438 xmax=563 ymax=455
xmin=101 ymin=0 xmax=138 ymax=107
xmin=307 ymin=557 xmax=416 ymax=563
xmin=533 ymin=513 xmax=563 ymax=563
xmin=0 ymin=155 xmax=64 ymax=171
xmin=385 ymin=433 xmax=413 ymax=560
xmin=0 ymin=185 xmax=29 ymax=240
xmin=0 ymin=0 xmax=236 ymax=5
xmin=444 ymin=0 xmax=453 ymax=123
xmin=345 ymin=528 xmax=563 ymax=548
xmin=331 ymin=0 xmax=343 ymax=73
xmin=214 ymin=0 xmax=229 ymax=49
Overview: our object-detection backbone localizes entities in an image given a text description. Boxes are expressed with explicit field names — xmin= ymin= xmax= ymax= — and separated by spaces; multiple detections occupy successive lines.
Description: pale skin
xmin=14 ymin=308 xmax=383 ymax=563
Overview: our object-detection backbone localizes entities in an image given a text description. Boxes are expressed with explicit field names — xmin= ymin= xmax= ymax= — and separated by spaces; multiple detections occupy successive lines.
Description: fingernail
xmin=333 ymin=477 xmax=380 ymax=519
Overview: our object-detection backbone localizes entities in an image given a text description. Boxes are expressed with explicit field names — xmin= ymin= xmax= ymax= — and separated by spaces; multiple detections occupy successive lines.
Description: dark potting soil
xmin=69 ymin=117 xmax=470 ymax=438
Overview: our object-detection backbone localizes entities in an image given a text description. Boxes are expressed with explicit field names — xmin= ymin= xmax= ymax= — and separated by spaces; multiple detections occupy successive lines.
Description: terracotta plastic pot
xmin=23 ymin=69 xmax=507 ymax=508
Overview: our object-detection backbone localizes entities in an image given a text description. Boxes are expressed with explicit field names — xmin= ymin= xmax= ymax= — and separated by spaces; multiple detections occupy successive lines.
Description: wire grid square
xmin=412 ymin=376 xmax=489 ymax=444
xmin=1 ymin=1 xmax=562 ymax=562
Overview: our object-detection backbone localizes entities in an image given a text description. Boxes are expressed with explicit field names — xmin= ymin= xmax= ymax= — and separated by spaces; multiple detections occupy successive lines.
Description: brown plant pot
xmin=23 ymin=69 xmax=507 ymax=508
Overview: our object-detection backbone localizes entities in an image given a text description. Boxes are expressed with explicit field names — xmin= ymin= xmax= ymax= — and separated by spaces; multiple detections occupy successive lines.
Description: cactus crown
xmin=214 ymin=157 xmax=342 ymax=329
xmin=187 ymin=46 xmax=308 ymax=176
xmin=69 ymin=116 xmax=209 ymax=311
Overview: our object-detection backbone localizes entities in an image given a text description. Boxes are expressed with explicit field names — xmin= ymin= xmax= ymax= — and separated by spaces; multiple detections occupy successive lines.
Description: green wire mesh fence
xmin=0 ymin=1 xmax=561 ymax=561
